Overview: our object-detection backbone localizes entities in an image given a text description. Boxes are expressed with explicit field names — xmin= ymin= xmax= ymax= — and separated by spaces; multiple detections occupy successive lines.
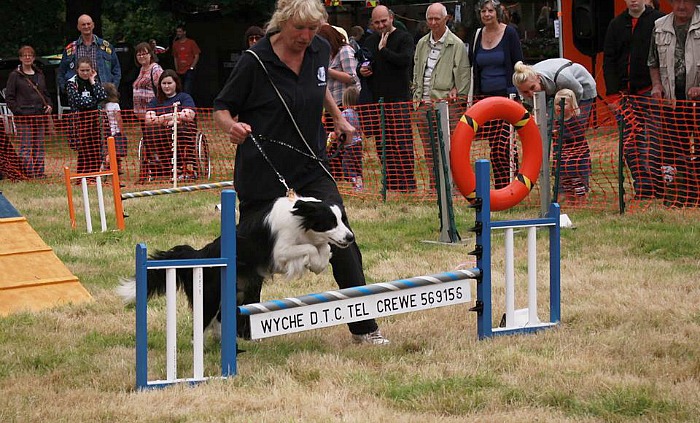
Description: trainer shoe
xmin=352 ymin=329 xmax=390 ymax=345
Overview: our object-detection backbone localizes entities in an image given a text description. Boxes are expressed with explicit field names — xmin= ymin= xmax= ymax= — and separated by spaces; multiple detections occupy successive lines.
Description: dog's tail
xmin=115 ymin=245 xmax=200 ymax=304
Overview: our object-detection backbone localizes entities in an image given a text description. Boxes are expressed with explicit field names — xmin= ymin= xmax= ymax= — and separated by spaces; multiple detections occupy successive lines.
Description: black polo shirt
xmin=213 ymin=35 xmax=331 ymax=202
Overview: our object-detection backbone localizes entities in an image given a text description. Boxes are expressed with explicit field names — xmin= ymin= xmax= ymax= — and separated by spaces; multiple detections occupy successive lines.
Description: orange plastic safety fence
xmin=1 ymin=96 xmax=698 ymax=212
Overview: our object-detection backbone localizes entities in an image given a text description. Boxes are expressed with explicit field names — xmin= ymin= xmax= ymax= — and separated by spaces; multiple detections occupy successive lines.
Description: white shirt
xmin=422 ymin=30 xmax=448 ymax=101
xmin=104 ymin=101 xmax=121 ymax=135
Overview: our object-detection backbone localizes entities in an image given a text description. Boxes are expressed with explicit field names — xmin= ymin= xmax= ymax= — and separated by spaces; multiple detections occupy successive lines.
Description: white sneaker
xmin=352 ymin=329 xmax=390 ymax=345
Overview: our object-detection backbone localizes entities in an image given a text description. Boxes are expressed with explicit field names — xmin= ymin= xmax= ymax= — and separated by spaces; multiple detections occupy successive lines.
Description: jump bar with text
xmin=246 ymin=279 xmax=473 ymax=339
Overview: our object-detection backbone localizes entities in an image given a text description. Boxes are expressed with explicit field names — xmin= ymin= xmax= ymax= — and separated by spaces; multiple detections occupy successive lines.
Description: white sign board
xmin=248 ymin=280 xmax=471 ymax=339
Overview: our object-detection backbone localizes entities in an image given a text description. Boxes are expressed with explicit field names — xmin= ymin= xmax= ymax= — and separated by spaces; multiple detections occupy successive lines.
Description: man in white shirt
xmin=413 ymin=2 xmax=470 ymax=190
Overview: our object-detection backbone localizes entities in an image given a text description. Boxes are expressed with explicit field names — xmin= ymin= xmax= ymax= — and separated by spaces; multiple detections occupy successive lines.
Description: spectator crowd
xmin=1 ymin=0 xmax=699 ymax=208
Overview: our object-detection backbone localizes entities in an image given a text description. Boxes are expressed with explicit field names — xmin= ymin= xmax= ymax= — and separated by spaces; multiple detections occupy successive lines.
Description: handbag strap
xmin=245 ymin=49 xmax=335 ymax=181
xmin=553 ymin=61 xmax=573 ymax=85
xmin=21 ymin=71 xmax=50 ymax=108
xmin=150 ymin=65 xmax=158 ymax=95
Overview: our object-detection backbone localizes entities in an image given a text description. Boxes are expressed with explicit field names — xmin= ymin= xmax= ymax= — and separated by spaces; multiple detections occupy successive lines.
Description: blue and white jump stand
xmin=134 ymin=190 xmax=238 ymax=389
xmin=133 ymin=161 xmax=561 ymax=389
xmin=472 ymin=159 xmax=561 ymax=339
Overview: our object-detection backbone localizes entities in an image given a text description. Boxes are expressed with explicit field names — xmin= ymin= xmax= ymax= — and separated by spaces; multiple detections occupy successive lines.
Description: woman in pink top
xmin=132 ymin=42 xmax=163 ymax=183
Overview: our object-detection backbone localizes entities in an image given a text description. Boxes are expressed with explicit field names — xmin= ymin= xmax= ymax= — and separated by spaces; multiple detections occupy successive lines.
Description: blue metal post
xmin=135 ymin=243 xmax=148 ymax=389
xmin=474 ymin=160 xmax=492 ymax=339
xmin=548 ymin=202 xmax=561 ymax=323
xmin=220 ymin=190 xmax=237 ymax=377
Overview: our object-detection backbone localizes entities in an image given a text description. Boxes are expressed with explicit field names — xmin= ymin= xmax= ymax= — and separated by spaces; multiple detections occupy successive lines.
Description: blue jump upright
xmin=472 ymin=160 xmax=561 ymax=339
xmin=134 ymin=190 xmax=238 ymax=390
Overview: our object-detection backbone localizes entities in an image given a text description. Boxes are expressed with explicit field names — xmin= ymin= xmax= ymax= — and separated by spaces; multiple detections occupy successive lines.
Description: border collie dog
xmin=116 ymin=196 xmax=354 ymax=336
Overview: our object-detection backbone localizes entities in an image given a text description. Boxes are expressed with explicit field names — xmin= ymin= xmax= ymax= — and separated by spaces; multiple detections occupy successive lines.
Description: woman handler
xmin=213 ymin=0 xmax=388 ymax=345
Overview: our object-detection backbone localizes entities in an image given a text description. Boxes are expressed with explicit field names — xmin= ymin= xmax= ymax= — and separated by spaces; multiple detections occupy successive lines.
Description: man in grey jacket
xmin=413 ymin=3 xmax=470 ymax=102
xmin=412 ymin=2 xmax=470 ymax=190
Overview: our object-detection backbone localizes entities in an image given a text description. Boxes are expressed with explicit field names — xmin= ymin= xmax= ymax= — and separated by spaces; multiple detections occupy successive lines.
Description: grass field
xmin=1 ymin=180 xmax=699 ymax=422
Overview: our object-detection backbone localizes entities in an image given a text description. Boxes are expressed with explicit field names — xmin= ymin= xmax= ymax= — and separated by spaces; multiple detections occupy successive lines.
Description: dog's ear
xmin=291 ymin=199 xmax=319 ymax=215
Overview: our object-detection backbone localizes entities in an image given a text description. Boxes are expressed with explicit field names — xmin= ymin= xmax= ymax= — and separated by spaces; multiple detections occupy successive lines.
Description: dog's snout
xmin=345 ymin=232 xmax=355 ymax=244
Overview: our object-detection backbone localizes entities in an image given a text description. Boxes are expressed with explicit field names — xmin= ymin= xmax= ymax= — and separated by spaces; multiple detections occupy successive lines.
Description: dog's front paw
xmin=308 ymin=256 xmax=328 ymax=274
xmin=309 ymin=245 xmax=331 ymax=274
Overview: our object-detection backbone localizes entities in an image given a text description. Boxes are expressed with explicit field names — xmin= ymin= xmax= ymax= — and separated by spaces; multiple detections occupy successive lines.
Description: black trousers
xmin=238 ymin=173 xmax=379 ymax=335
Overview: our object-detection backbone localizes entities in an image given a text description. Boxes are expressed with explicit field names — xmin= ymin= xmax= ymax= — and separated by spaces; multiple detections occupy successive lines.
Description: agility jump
xmin=132 ymin=98 xmax=561 ymax=389
xmin=64 ymin=135 xmax=227 ymax=232
xmin=134 ymin=166 xmax=561 ymax=389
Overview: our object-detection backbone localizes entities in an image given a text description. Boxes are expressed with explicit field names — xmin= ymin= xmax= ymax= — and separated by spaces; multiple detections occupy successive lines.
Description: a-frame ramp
xmin=0 ymin=192 xmax=91 ymax=316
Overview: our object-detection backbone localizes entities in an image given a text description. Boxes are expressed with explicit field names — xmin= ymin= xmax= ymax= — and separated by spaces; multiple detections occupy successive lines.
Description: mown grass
xmin=0 ymin=180 xmax=699 ymax=422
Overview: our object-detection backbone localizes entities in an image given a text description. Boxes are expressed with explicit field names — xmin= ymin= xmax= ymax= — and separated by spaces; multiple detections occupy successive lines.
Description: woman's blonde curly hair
xmin=267 ymin=0 xmax=328 ymax=34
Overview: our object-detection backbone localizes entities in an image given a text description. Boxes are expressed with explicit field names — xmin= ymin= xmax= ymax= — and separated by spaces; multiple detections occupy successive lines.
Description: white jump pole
xmin=505 ymin=227 xmax=515 ymax=328
xmin=95 ymin=176 xmax=107 ymax=232
xmin=81 ymin=178 xmax=93 ymax=233
xmin=172 ymin=102 xmax=179 ymax=188
xmin=166 ymin=268 xmax=177 ymax=382
xmin=527 ymin=226 xmax=541 ymax=325
xmin=192 ymin=267 xmax=204 ymax=380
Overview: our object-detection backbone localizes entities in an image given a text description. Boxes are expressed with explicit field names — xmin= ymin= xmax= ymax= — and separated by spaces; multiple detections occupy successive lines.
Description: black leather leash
xmin=247 ymin=133 xmax=348 ymax=195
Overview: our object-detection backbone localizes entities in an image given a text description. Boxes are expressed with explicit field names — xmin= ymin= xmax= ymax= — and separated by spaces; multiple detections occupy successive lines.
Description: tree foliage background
xmin=1 ymin=0 xmax=65 ymax=57
xmin=1 ymin=0 xmax=276 ymax=58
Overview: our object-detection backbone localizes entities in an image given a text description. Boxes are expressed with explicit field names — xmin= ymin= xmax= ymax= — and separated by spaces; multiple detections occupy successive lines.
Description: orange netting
xmin=1 ymin=95 xmax=698 ymax=212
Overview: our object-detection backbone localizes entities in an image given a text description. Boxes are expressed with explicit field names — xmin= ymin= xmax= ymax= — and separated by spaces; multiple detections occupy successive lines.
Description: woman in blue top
xmin=145 ymin=69 xmax=197 ymax=181
xmin=470 ymin=0 xmax=524 ymax=189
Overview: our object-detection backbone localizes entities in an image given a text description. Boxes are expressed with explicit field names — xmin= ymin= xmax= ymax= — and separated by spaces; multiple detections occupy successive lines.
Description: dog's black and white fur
xmin=116 ymin=195 xmax=354 ymax=336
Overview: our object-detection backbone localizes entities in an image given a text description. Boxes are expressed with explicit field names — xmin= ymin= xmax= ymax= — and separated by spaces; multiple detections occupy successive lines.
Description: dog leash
xmin=256 ymin=134 xmax=347 ymax=161
xmin=248 ymin=133 xmax=295 ymax=197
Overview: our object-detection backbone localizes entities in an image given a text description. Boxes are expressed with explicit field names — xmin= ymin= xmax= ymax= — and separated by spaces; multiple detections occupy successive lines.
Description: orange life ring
xmin=450 ymin=96 xmax=542 ymax=211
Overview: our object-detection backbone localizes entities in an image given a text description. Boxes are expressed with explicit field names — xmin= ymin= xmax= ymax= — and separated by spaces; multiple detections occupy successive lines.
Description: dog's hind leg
xmin=236 ymin=272 xmax=264 ymax=339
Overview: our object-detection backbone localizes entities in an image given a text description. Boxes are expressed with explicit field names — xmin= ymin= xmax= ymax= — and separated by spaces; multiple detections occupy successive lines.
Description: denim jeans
xmin=180 ymin=69 xmax=196 ymax=94
xmin=16 ymin=116 xmax=47 ymax=178
xmin=618 ymin=94 xmax=663 ymax=198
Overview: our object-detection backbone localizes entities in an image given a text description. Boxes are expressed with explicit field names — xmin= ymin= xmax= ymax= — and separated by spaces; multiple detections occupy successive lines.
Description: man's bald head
xmin=77 ymin=14 xmax=95 ymax=38
xmin=371 ymin=5 xmax=395 ymax=34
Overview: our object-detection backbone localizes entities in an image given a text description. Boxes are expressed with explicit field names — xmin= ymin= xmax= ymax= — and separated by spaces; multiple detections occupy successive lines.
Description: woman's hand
xmin=334 ymin=114 xmax=356 ymax=143
xmin=228 ymin=121 xmax=252 ymax=144
xmin=688 ymin=87 xmax=700 ymax=100
xmin=164 ymin=110 xmax=196 ymax=126
xmin=144 ymin=111 xmax=157 ymax=124
xmin=158 ymin=112 xmax=174 ymax=126
xmin=214 ymin=109 xmax=251 ymax=145
xmin=359 ymin=64 xmax=372 ymax=77
xmin=180 ymin=109 xmax=195 ymax=122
